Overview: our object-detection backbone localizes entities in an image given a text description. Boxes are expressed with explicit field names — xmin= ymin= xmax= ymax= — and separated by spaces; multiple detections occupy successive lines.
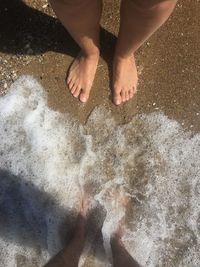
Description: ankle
xmin=114 ymin=53 xmax=134 ymax=63
xmin=82 ymin=48 xmax=100 ymax=59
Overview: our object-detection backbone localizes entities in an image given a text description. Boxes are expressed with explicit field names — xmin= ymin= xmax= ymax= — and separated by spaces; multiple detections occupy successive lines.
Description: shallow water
xmin=0 ymin=76 xmax=199 ymax=267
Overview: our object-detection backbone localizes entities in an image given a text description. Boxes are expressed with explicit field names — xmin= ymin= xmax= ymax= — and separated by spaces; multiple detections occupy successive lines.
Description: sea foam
xmin=0 ymin=76 xmax=199 ymax=267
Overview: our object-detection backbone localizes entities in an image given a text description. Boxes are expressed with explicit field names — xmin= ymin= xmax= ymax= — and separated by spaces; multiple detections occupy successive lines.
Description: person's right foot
xmin=67 ymin=51 xmax=99 ymax=103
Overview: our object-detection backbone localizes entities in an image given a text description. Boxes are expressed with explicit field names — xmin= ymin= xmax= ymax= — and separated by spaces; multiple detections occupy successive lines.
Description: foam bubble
xmin=0 ymin=76 xmax=199 ymax=266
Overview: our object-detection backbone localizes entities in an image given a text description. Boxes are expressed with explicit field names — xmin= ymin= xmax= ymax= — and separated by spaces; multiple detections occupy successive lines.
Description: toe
xmin=80 ymin=88 xmax=90 ymax=103
xmin=71 ymin=83 xmax=78 ymax=94
xmin=129 ymin=89 xmax=134 ymax=99
xmin=68 ymin=80 xmax=75 ymax=91
xmin=73 ymin=86 xmax=82 ymax=98
xmin=125 ymin=91 xmax=129 ymax=101
xmin=113 ymin=86 xmax=122 ymax=105
xmin=121 ymin=90 xmax=126 ymax=103
xmin=114 ymin=96 xmax=122 ymax=105
xmin=67 ymin=74 xmax=72 ymax=85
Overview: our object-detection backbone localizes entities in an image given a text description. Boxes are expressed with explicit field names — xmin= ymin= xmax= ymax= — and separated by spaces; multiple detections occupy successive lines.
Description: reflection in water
xmin=0 ymin=76 xmax=200 ymax=266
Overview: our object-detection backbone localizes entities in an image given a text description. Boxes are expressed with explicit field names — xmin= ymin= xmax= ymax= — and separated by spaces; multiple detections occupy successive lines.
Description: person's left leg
xmin=113 ymin=0 xmax=177 ymax=105
xmin=44 ymin=199 xmax=87 ymax=267
xmin=50 ymin=0 xmax=102 ymax=103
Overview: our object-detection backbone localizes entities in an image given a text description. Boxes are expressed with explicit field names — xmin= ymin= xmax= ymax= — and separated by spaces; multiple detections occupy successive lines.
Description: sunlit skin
xmin=50 ymin=0 xmax=177 ymax=104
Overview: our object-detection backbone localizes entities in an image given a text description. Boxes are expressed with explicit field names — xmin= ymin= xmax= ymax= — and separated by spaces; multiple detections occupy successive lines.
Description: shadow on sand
xmin=0 ymin=0 xmax=117 ymax=63
xmin=0 ymin=169 xmax=76 ymax=251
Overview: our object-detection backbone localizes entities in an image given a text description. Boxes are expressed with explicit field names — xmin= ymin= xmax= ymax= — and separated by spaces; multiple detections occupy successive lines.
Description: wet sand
xmin=0 ymin=0 xmax=200 ymax=130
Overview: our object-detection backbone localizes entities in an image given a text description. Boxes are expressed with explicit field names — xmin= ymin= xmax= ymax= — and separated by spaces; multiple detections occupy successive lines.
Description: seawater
xmin=0 ymin=76 xmax=199 ymax=267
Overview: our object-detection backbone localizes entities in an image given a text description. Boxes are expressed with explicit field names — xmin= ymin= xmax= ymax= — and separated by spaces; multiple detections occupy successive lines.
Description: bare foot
xmin=112 ymin=55 xmax=138 ymax=105
xmin=67 ymin=51 xmax=99 ymax=103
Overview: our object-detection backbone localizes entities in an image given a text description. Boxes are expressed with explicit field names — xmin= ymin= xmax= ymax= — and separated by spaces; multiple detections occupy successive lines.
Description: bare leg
xmin=113 ymin=0 xmax=177 ymax=105
xmin=50 ymin=0 xmax=101 ymax=103
xmin=44 ymin=198 xmax=87 ymax=267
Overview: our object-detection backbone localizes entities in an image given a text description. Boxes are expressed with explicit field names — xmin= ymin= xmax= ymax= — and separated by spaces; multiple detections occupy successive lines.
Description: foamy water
xmin=0 ymin=76 xmax=199 ymax=267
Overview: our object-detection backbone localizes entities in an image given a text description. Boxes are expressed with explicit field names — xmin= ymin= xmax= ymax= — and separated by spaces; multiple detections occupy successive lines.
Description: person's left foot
xmin=67 ymin=51 xmax=99 ymax=103
xmin=112 ymin=55 xmax=138 ymax=105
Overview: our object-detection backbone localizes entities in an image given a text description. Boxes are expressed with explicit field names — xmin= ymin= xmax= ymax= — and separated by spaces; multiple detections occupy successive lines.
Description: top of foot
xmin=113 ymin=55 xmax=138 ymax=105
xmin=67 ymin=51 xmax=99 ymax=103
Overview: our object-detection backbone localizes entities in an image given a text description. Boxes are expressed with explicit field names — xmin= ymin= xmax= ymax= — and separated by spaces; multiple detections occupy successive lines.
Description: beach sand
xmin=0 ymin=0 xmax=200 ymax=266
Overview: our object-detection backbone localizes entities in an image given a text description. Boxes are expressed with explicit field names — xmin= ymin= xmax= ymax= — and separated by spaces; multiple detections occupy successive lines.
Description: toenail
xmin=81 ymin=96 xmax=87 ymax=103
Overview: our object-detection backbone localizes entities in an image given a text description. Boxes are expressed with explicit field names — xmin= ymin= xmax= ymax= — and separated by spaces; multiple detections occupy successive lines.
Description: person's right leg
xmin=112 ymin=0 xmax=177 ymax=105
xmin=50 ymin=0 xmax=102 ymax=103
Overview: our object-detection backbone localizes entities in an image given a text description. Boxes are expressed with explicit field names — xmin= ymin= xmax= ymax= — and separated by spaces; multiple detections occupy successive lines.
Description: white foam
xmin=0 ymin=76 xmax=200 ymax=266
